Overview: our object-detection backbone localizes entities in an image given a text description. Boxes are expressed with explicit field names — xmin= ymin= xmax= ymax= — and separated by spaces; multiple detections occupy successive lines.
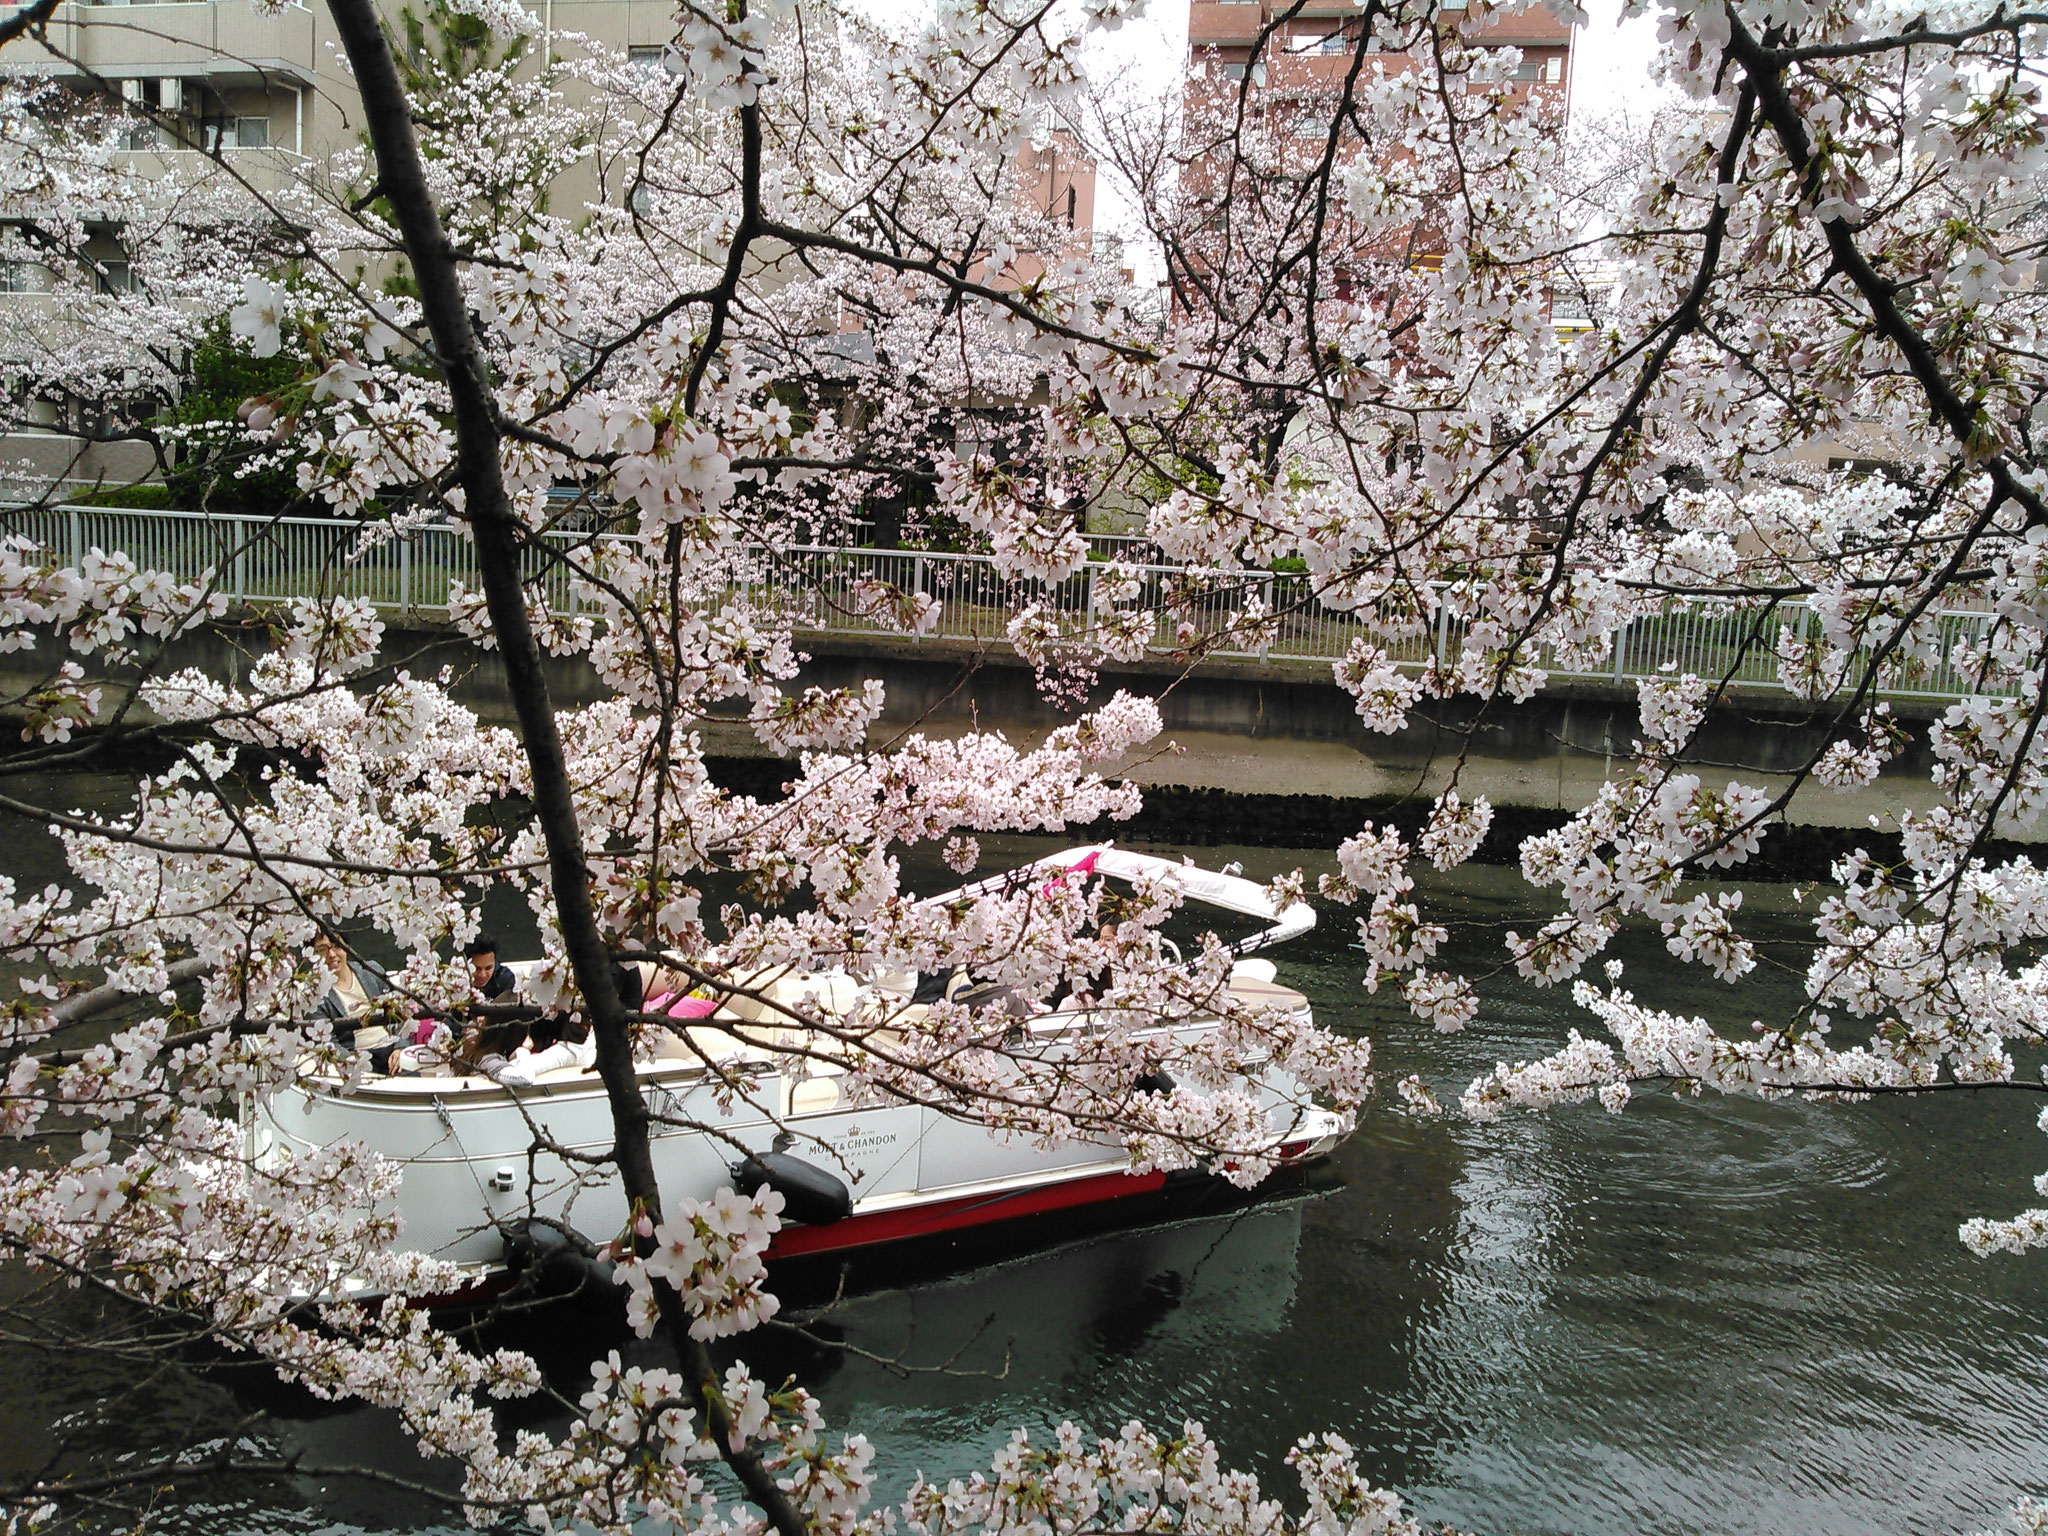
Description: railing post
xmin=1084 ymin=559 xmax=1099 ymax=642
xmin=399 ymin=534 xmax=412 ymax=615
xmin=1613 ymin=621 xmax=1626 ymax=682
xmin=1433 ymin=594 xmax=1451 ymax=666
xmin=1258 ymin=575 xmax=1272 ymax=660
xmin=912 ymin=554 xmax=926 ymax=641
xmin=66 ymin=505 xmax=80 ymax=570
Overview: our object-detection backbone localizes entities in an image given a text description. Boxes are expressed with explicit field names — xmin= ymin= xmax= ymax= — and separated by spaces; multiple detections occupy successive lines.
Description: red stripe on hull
xmin=766 ymin=1168 xmax=1171 ymax=1259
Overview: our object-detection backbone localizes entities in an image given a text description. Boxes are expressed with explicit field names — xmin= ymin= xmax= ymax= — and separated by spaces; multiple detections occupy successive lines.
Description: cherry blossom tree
xmin=5 ymin=0 xmax=2048 ymax=1527
xmin=0 ymin=1 xmax=1388 ymax=1528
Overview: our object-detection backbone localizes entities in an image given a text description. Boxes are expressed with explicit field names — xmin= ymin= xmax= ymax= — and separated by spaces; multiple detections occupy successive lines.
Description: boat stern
xmin=1271 ymin=1106 xmax=1350 ymax=1165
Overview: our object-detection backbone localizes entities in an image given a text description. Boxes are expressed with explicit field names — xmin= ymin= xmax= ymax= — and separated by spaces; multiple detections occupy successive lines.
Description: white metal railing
xmin=841 ymin=519 xmax=1161 ymax=562
xmin=0 ymin=504 xmax=2005 ymax=700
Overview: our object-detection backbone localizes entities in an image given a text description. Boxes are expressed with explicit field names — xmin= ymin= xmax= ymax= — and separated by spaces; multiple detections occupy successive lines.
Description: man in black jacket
xmin=464 ymin=936 xmax=518 ymax=1000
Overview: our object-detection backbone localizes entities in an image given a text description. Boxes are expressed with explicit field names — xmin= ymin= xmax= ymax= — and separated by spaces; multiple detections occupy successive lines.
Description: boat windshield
xmin=1095 ymin=874 xmax=1281 ymax=955
xmin=924 ymin=846 xmax=1315 ymax=955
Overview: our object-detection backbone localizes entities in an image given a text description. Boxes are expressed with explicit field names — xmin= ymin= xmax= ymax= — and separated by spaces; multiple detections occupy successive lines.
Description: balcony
xmin=0 ymin=0 xmax=319 ymax=90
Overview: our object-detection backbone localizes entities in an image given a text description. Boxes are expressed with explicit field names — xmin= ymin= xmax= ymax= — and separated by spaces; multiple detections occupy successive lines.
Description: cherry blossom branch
xmin=0 ymin=0 xmax=62 ymax=51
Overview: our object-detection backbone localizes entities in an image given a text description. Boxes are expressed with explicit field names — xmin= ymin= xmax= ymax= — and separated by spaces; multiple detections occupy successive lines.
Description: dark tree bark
xmin=316 ymin=3 xmax=807 ymax=1527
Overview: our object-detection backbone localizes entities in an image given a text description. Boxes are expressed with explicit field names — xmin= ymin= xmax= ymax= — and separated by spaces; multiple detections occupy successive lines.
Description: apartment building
xmin=1179 ymin=1 xmax=1572 ymax=217
xmin=0 ymin=0 xmax=693 ymax=171
xmin=0 ymin=0 xmax=1102 ymax=490
xmin=1187 ymin=0 xmax=1573 ymax=96
xmin=1179 ymin=0 xmax=1572 ymax=319
xmin=0 ymin=0 xmax=1102 ymax=301
xmin=0 ymin=0 xmax=1098 ymax=254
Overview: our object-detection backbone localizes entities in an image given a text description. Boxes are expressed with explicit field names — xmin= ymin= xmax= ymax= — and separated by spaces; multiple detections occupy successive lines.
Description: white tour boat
xmin=251 ymin=847 xmax=1348 ymax=1298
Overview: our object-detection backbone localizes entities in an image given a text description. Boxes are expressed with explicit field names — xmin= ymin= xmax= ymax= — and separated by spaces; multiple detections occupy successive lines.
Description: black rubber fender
xmin=730 ymin=1150 xmax=853 ymax=1226
xmin=503 ymin=1218 xmax=619 ymax=1311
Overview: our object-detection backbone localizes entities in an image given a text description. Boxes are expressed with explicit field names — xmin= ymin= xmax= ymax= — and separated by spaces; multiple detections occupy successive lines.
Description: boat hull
xmin=766 ymin=1167 xmax=1173 ymax=1258
xmin=251 ymin=992 xmax=1345 ymax=1296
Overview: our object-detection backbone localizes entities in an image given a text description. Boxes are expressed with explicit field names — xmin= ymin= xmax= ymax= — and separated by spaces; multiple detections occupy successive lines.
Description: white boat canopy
xmin=926 ymin=845 xmax=1316 ymax=954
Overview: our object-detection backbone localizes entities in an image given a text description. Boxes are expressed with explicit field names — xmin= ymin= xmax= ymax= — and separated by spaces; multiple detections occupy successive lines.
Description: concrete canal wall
xmin=2 ymin=617 xmax=1969 ymax=850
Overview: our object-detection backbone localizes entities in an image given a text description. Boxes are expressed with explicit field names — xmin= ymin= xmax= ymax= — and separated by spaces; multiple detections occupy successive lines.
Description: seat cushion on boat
xmin=871 ymin=999 xmax=931 ymax=1029
xmin=683 ymin=1023 xmax=776 ymax=1063
xmin=768 ymin=972 xmax=856 ymax=1014
xmin=530 ymin=1061 xmax=597 ymax=1085
xmin=718 ymin=965 xmax=802 ymax=1022
xmin=647 ymin=1029 xmax=699 ymax=1061
xmin=1227 ymin=975 xmax=1310 ymax=1014
xmin=721 ymin=972 xmax=857 ymax=1042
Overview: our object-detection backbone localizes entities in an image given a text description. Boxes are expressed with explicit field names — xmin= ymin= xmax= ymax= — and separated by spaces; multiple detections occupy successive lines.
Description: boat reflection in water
xmin=270 ymin=1171 xmax=1340 ymax=1532
xmin=749 ymin=1179 xmax=1335 ymax=1496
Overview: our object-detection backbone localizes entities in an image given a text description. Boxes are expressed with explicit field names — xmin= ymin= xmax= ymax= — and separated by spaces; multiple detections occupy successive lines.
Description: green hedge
xmin=71 ymin=484 xmax=180 ymax=510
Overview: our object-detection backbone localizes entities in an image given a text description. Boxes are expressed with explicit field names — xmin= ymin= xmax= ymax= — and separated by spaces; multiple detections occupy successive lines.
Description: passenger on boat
xmin=614 ymin=954 xmax=693 ymax=1013
xmin=911 ymin=966 xmax=1038 ymax=1020
xmin=909 ymin=967 xmax=971 ymax=1005
xmin=450 ymin=1019 xmax=531 ymax=1082
xmin=954 ymin=976 xmax=1036 ymax=1021
xmin=398 ymin=950 xmax=686 ymax=1080
xmin=1054 ymin=923 xmax=1117 ymax=1011
xmin=384 ymin=1018 xmax=455 ymax=1076
xmin=861 ymin=966 xmax=1031 ymax=1026
xmin=311 ymin=932 xmax=394 ymax=1058
xmin=491 ymin=1011 xmax=595 ymax=1085
xmin=464 ymin=935 xmax=519 ymax=1001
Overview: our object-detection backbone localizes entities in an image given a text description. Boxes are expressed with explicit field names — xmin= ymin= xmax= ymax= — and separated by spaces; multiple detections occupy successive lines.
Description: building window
xmin=0 ymin=259 xmax=35 ymax=295
xmin=629 ymin=44 xmax=669 ymax=73
xmin=120 ymin=77 xmax=163 ymax=148
xmin=98 ymin=262 xmax=133 ymax=295
xmin=1319 ymin=28 xmax=1349 ymax=52
xmin=202 ymin=117 xmax=269 ymax=151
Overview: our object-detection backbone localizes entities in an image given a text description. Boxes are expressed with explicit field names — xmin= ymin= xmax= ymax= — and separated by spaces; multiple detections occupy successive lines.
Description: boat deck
xmin=320 ymin=974 xmax=1311 ymax=1101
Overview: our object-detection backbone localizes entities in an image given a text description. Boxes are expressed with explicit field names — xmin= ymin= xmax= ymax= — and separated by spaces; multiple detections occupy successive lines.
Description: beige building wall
xmin=0 ymin=0 xmax=684 ymax=157
xmin=0 ymin=0 xmax=1098 ymax=265
xmin=0 ymin=0 xmax=1106 ymax=493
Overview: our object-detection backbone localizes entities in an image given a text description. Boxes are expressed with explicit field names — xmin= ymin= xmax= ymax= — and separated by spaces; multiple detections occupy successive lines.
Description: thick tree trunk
xmin=316 ymin=4 xmax=806 ymax=1527
xmin=319 ymin=0 xmax=652 ymax=1204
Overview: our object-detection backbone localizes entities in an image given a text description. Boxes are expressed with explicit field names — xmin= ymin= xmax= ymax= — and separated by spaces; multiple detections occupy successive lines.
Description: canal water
xmin=5 ymin=805 xmax=2047 ymax=1534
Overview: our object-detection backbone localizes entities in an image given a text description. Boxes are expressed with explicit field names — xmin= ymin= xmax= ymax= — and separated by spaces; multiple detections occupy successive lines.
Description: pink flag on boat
xmin=1043 ymin=848 xmax=1103 ymax=898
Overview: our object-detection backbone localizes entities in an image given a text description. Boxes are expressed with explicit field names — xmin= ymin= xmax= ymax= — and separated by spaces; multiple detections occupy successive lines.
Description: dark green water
xmin=5 ymin=808 xmax=2047 ymax=1533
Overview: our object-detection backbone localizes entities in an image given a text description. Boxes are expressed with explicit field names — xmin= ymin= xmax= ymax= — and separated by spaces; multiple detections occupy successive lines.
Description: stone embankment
xmin=3 ymin=617 xmax=2002 ymax=873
